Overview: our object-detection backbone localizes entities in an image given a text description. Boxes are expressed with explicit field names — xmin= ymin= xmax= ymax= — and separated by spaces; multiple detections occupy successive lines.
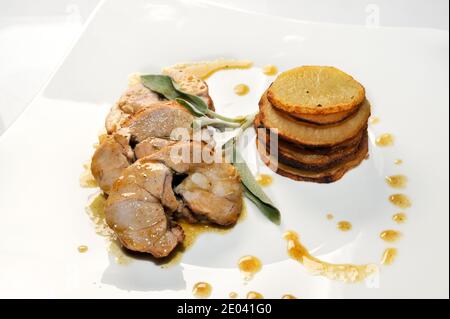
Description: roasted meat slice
xmin=105 ymin=161 xmax=183 ymax=257
xmin=134 ymin=137 xmax=176 ymax=159
xmin=105 ymin=83 xmax=162 ymax=134
xmin=91 ymin=134 xmax=134 ymax=193
xmin=144 ymin=142 xmax=243 ymax=226
xmin=122 ymin=101 xmax=194 ymax=143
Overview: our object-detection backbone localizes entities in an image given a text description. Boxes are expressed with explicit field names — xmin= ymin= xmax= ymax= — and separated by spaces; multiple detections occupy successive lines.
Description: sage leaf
xmin=141 ymin=74 xmax=209 ymax=115
xmin=230 ymin=146 xmax=281 ymax=225
xmin=141 ymin=74 xmax=179 ymax=100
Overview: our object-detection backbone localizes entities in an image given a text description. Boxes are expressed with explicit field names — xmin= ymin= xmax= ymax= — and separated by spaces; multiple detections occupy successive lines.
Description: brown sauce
xmin=381 ymin=248 xmax=398 ymax=266
xmin=77 ymin=245 xmax=88 ymax=253
xmin=380 ymin=230 xmax=402 ymax=243
xmin=392 ymin=213 xmax=407 ymax=224
xmin=283 ymin=231 xmax=378 ymax=283
xmin=262 ymin=65 xmax=278 ymax=76
xmin=246 ymin=291 xmax=264 ymax=299
xmin=192 ymin=282 xmax=212 ymax=298
xmin=389 ymin=194 xmax=412 ymax=209
xmin=256 ymin=174 xmax=273 ymax=186
xmin=337 ymin=221 xmax=352 ymax=232
xmin=238 ymin=255 xmax=262 ymax=280
xmin=385 ymin=175 xmax=408 ymax=189
xmin=234 ymin=84 xmax=250 ymax=96
xmin=376 ymin=133 xmax=394 ymax=147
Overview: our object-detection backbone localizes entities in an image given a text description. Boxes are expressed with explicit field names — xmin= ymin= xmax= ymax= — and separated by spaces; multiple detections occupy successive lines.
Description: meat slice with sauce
xmin=105 ymin=160 xmax=183 ymax=257
xmin=145 ymin=141 xmax=243 ymax=226
xmin=91 ymin=134 xmax=134 ymax=193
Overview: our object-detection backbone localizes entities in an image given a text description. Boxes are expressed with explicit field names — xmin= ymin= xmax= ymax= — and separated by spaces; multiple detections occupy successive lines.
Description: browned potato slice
xmin=267 ymin=66 xmax=365 ymax=115
xmin=256 ymin=132 xmax=369 ymax=183
xmin=259 ymin=92 xmax=371 ymax=147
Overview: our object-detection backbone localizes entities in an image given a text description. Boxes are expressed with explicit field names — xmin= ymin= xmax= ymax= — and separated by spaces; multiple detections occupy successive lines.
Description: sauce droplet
xmin=262 ymin=65 xmax=278 ymax=76
xmin=381 ymin=248 xmax=398 ymax=266
xmin=337 ymin=221 xmax=352 ymax=232
xmin=283 ymin=231 xmax=378 ymax=283
xmin=376 ymin=133 xmax=394 ymax=147
xmin=380 ymin=230 xmax=402 ymax=243
xmin=77 ymin=245 xmax=88 ymax=253
xmin=256 ymin=174 xmax=273 ymax=186
xmin=246 ymin=291 xmax=264 ymax=299
xmin=229 ymin=292 xmax=238 ymax=299
xmin=385 ymin=175 xmax=408 ymax=189
xmin=389 ymin=194 xmax=412 ymax=209
xmin=282 ymin=294 xmax=297 ymax=299
xmin=234 ymin=84 xmax=250 ymax=96
xmin=238 ymin=255 xmax=262 ymax=280
xmin=394 ymin=159 xmax=403 ymax=165
xmin=326 ymin=213 xmax=334 ymax=220
xmin=192 ymin=282 xmax=212 ymax=298
xmin=369 ymin=116 xmax=380 ymax=125
xmin=392 ymin=212 xmax=407 ymax=224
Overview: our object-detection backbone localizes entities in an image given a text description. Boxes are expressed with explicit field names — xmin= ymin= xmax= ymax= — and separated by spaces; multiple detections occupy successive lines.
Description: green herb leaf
xmin=175 ymin=98 xmax=205 ymax=117
xmin=230 ymin=145 xmax=281 ymax=225
xmin=141 ymin=75 xmax=179 ymax=100
xmin=141 ymin=74 xmax=209 ymax=116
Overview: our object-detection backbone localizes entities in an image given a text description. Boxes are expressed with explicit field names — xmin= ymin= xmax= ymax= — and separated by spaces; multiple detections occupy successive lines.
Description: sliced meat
xmin=135 ymin=137 xmax=176 ymax=159
xmin=122 ymin=101 xmax=194 ymax=143
xmin=174 ymin=164 xmax=243 ymax=226
xmin=118 ymin=83 xmax=162 ymax=114
xmin=91 ymin=134 xmax=134 ymax=193
xmin=105 ymin=161 xmax=183 ymax=257
xmin=105 ymin=83 xmax=162 ymax=134
xmin=105 ymin=104 xmax=130 ymax=134
xmin=144 ymin=141 xmax=243 ymax=225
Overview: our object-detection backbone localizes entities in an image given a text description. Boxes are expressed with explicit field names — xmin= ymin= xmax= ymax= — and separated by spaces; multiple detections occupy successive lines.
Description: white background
xmin=0 ymin=0 xmax=448 ymax=135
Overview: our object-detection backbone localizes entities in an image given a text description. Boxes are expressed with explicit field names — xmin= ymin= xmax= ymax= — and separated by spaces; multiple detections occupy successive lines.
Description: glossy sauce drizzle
xmin=238 ymin=255 xmax=262 ymax=280
xmin=380 ymin=230 xmax=402 ymax=243
xmin=262 ymin=65 xmax=278 ymax=76
xmin=376 ymin=133 xmax=394 ymax=147
xmin=192 ymin=282 xmax=212 ymax=298
xmin=389 ymin=194 xmax=412 ymax=209
xmin=234 ymin=84 xmax=250 ymax=96
xmin=229 ymin=292 xmax=238 ymax=299
xmin=381 ymin=248 xmax=398 ymax=266
xmin=77 ymin=245 xmax=88 ymax=253
xmin=283 ymin=231 xmax=378 ymax=283
xmin=385 ymin=175 xmax=408 ymax=188
xmin=256 ymin=174 xmax=273 ymax=187
xmin=247 ymin=291 xmax=264 ymax=299
xmin=337 ymin=221 xmax=352 ymax=232
xmin=163 ymin=59 xmax=253 ymax=79
xmin=392 ymin=213 xmax=407 ymax=224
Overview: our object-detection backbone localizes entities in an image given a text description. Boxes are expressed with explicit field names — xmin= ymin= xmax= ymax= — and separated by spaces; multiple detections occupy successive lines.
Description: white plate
xmin=0 ymin=0 xmax=448 ymax=298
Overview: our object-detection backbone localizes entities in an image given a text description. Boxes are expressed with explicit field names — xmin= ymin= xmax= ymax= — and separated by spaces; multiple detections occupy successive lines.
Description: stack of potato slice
xmin=255 ymin=66 xmax=370 ymax=183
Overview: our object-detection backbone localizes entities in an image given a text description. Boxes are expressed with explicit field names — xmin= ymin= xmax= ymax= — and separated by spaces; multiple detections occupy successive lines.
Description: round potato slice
xmin=256 ymin=132 xmax=369 ymax=183
xmin=283 ymin=105 xmax=360 ymax=125
xmin=267 ymin=66 xmax=365 ymax=115
xmin=259 ymin=92 xmax=371 ymax=147
xmin=256 ymin=127 xmax=364 ymax=171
